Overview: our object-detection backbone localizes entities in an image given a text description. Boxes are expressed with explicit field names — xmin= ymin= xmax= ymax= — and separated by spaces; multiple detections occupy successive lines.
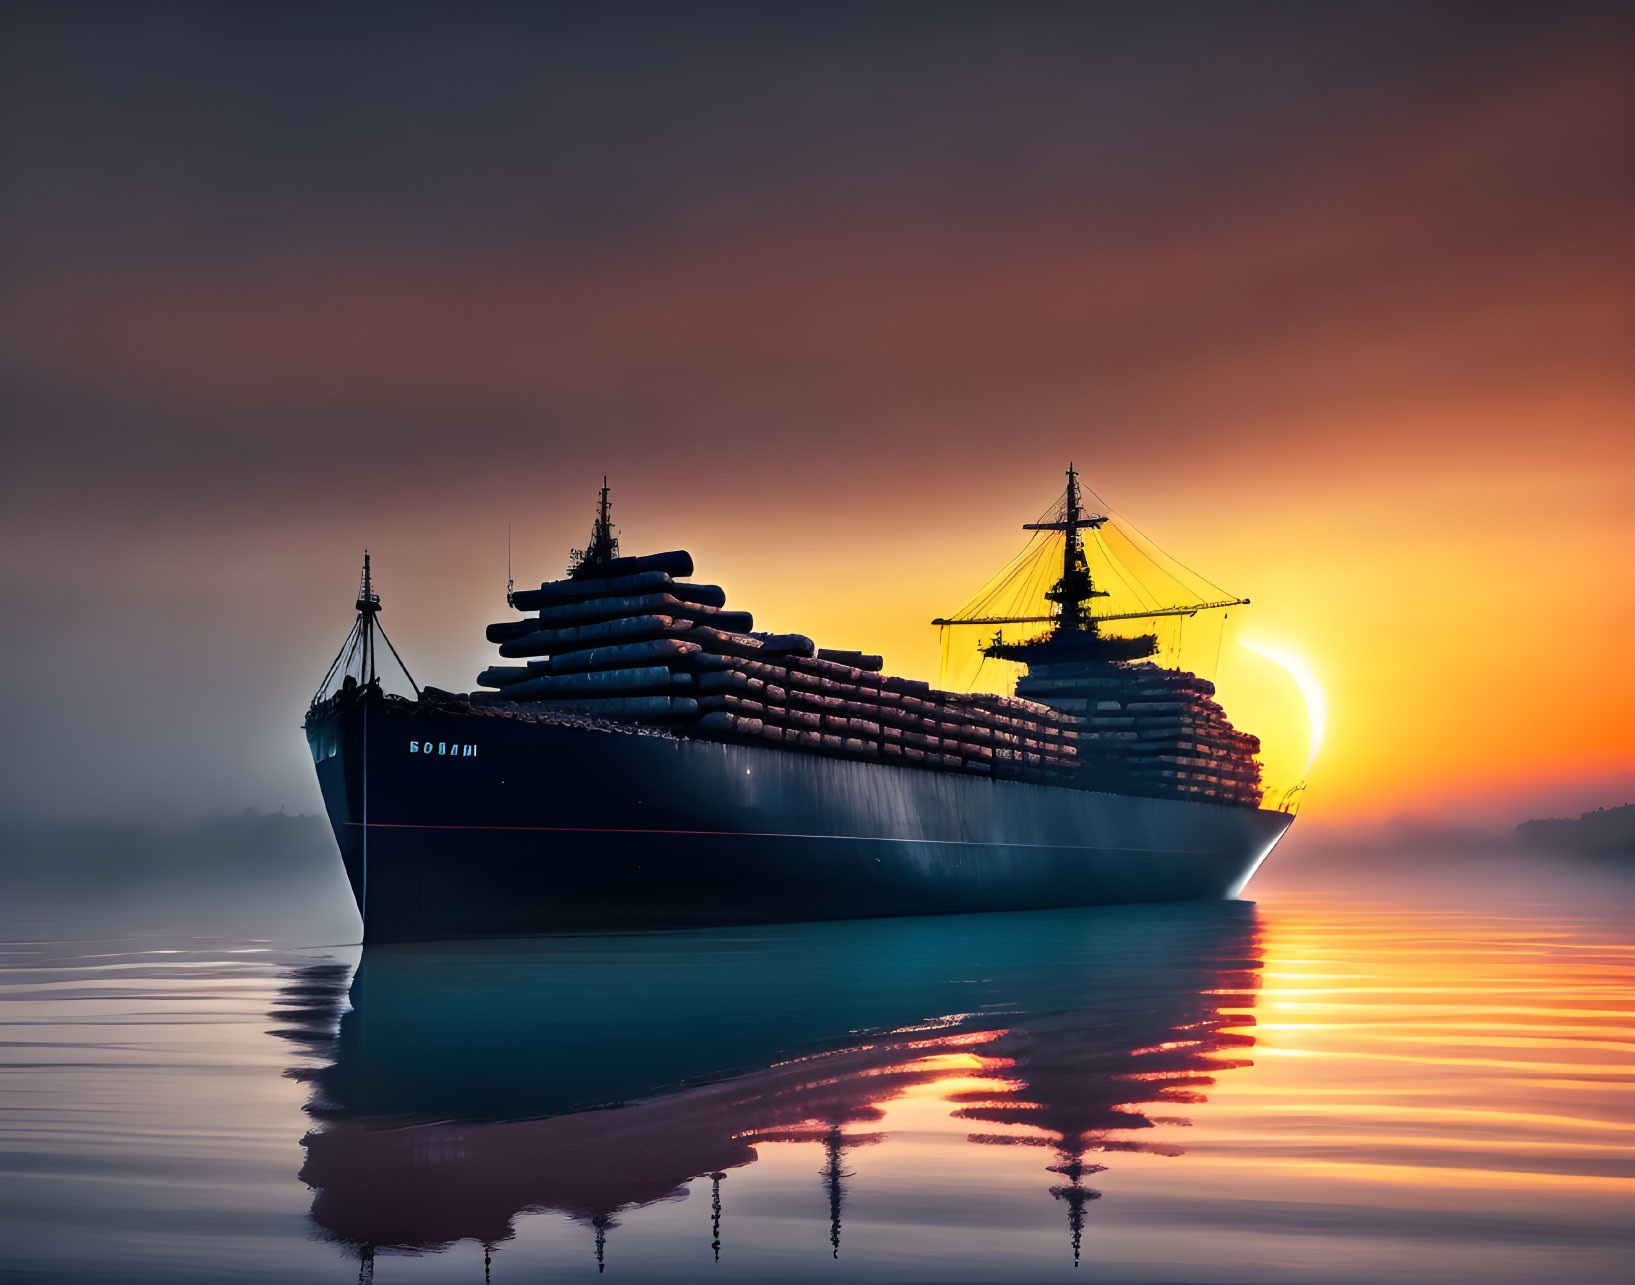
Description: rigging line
xmin=978 ymin=531 xmax=1051 ymax=615
xmin=1038 ymin=484 xmax=1068 ymax=525
xmin=1214 ymin=611 xmax=1228 ymax=676
xmin=376 ymin=621 xmax=419 ymax=695
xmin=1016 ymin=532 xmax=1060 ymax=625
xmin=1101 ymin=533 xmax=1164 ymax=613
xmin=965 ymin=563 xmax=1023 ymax=621
xmin=955 ymin=527 xmax=1049 ymax=619
xmin=946 ymin=479 xmax=1088 ymax=634
xmin=1081 ymin=481 xmax=1229 ymax=599
xmin=952 ymin=480 xmax=1070 ymax=622
xmin=1110 ymin=509 xmax=1228 ymax=600
xmin=1093 ymin=530 xmax=1162 ymax=612
xmin=981 ymin=535 xmax=1045 ymax=627
xmin=1099 ymin=519 xmax=1207 ymax=604
xmin=963 ymin=544 xmax=1019 ymax=614
xmin=311 ymin=620 xmax=359 ymax=704
xmin=337 ymin=629 xmax=362 ymax=687
xmin=1030 ymin=551 xmax=1065 ymax=627
xmin=1007 ymin=534 xmax=1041 ymax=603
xmin=1040 ymin=528 xmax=1070 ymax=594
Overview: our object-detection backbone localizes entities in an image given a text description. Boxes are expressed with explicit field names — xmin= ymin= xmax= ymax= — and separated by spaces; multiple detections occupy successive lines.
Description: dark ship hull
xmin=309 ymin=687 xmax=1290 ymax=942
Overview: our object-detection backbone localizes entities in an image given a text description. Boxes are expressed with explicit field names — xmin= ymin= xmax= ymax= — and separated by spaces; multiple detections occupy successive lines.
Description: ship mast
xmin=355 ymin=552 xmax=381 ymax=681
xmin=821 ymin=1123 xmax=855 ymax=1259
xmin=570 ymin=476 xmax=620 ymax=576
xmin=1022 ymin=463 xmax=1109 ymax=635
xmin=593 ymin=476 xmax=615 ymax=564
xmin=309 ymin=552 xmax=419 ymax=705
xmin=929 ymin=465 xmax=1249 ymax=641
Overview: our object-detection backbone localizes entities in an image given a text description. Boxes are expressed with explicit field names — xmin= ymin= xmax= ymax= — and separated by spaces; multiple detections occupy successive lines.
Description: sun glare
xmin=1240 ymin=640 xmax=1326 ymax=776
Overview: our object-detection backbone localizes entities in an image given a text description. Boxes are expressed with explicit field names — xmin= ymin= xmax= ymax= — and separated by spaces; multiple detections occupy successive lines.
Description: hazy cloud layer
xmin=1 ymin=3 xmax=1630 ymax=817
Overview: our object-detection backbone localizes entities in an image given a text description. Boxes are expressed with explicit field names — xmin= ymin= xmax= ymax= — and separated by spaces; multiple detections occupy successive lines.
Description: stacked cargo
xmin=474 ymin=550 xmax=1080 ymax=780
xmin=1018 ymin=662 xmax=1261 ymax=805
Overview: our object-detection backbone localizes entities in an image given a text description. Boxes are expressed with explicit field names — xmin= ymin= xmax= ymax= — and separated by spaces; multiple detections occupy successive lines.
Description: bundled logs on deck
xmin=753 ymin=632 xmax=817 ymax=658
xmin=474 ymin=557 xmax=1082 ymax=779
xmin=1022 ymin=662 xmax=1262 ymax=805
xmin=474 ymin=556 xmax=1261 ymax=802
xmin=509 ymin=591 xmax=753 ymax=635
xmin=509 ymin=569 xmax=726 ymax=612
xmin=817 ymin=648 xmax=884 ymax=672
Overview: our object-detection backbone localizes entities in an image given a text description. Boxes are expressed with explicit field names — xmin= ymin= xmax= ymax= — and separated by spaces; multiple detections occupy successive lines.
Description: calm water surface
xmin=1 ymin=864 xmax=1630 ymax=1283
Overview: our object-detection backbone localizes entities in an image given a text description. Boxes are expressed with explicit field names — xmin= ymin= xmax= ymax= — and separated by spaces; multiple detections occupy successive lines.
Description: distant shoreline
xmin=1515 ymin=803 xmax=1634 ymax=858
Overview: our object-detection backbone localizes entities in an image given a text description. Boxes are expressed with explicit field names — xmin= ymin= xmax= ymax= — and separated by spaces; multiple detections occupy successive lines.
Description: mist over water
xmin=1 ymin=826 xmax=1629 ymax=1284
xmin=3 ymin=5 xmax=1628 ymax=1278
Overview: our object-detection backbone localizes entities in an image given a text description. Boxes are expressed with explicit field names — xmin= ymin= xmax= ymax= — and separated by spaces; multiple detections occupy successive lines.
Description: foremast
xmin=308 ymin=553 xmax=419 ymax=710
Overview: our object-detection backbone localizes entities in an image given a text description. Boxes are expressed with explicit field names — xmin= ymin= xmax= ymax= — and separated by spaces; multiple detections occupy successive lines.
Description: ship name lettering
xmin=408 ymin=740 xmax=478 ymax=757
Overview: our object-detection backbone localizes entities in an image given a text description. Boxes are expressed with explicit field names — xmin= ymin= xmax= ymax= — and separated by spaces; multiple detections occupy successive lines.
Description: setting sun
xmin=1239 ymin=640 xmax=1327 ymax=777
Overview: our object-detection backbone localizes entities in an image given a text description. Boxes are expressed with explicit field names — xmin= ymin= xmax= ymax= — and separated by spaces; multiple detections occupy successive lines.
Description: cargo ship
xmin=305 ymin=468 xmax=1292 ymax=941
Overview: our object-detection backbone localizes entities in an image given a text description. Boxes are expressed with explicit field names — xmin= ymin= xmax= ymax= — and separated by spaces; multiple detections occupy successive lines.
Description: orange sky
xmin=0 ymin=5 xmax=1629 ymax=820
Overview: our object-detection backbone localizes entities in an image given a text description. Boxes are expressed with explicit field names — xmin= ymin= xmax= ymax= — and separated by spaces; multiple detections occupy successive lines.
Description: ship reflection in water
xmin=275 ymin=902 xmax=1261 ymax=1277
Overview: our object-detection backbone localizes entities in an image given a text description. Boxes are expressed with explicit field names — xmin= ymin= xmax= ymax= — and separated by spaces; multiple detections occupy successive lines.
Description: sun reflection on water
xmin=2 ymin=889 xmax=1629 ymax=1283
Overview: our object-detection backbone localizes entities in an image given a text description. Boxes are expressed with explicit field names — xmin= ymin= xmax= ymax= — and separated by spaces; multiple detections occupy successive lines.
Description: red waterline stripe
xmin=342 ymin=820 xmax=1217 ymax=855
xmin=348 ymin=820 xmax=827 ymax=839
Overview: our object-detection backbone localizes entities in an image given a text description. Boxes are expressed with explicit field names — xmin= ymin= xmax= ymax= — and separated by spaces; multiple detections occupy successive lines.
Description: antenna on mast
xmin=506 ymin=522 xmax=514 ymax=608
xmin=568 ymin=476 xmax=620 ymax=576
xmin=355 ymin=552 xmax=380 ymax=682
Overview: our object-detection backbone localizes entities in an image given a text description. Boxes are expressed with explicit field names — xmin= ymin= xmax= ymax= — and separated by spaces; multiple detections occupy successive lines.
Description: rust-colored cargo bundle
xmin=475 ymin=554 xmax=1081 ymax=780
xmin=470 ymin=469 xmax=1265 ymax=806
xmin=1021 ymin=663 xmax=1263 ymax=806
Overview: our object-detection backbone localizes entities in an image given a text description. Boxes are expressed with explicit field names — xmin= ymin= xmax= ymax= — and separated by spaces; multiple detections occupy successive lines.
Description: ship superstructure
xmin=935 ymin=466 xmax=1263 ymax=805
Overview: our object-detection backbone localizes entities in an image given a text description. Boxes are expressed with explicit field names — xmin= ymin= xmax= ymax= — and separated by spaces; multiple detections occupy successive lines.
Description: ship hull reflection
xmin=289 ymin=901 xmax=1262 ymax=1266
